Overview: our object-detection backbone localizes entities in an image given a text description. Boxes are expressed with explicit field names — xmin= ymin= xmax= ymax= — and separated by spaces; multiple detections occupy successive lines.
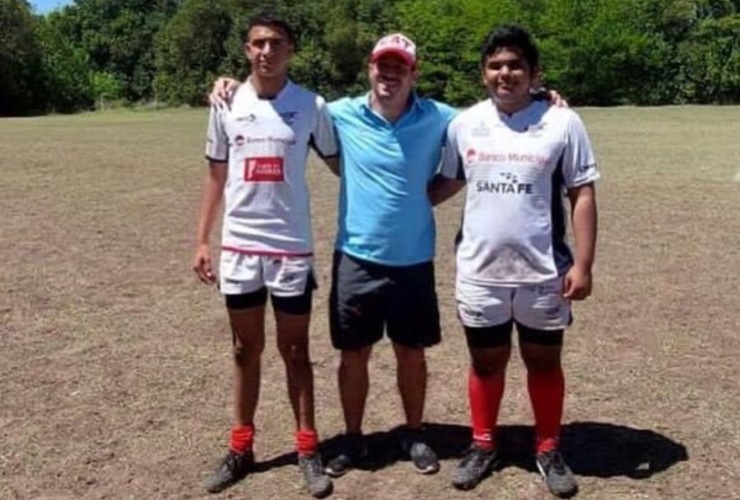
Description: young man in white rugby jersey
xmin=433 ymin=25 xmax=599 ymax=497
xmin=193 ymin=12 xmax=338 ymax=498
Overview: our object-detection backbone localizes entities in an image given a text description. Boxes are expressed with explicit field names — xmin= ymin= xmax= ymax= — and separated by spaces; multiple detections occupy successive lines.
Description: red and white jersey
xmin=205 ymin=80 xmax=338 ymax=256
xmin=441 ymin=99 xmax=599 ymax=286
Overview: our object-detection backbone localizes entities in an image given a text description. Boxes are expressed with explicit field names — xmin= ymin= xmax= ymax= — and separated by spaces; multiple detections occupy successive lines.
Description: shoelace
xmin=545 ymin=451 xmax=567 ymax=473
xmin=461 ymin=446 xmax=486 ymax=467
xmin=223 ymin=452 xmax=239 ymax=471
xmin=303 ymin=456 xmax=323 ymax=476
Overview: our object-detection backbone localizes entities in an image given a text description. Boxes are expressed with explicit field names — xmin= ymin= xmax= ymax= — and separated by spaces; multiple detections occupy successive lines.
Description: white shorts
xmin=456 ymin=276 xmax=571 ymax=331
xmin=219 ymin=252 xmax=314 ymax=297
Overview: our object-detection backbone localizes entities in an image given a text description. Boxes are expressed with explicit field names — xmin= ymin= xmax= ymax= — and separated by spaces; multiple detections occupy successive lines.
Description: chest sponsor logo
xmin=244 ymin=157 xmax=285 ymax=182
xmin=476 ymin=172 xmax=534 ymax=195
xmin=243 ymin=136 xmax=297 ymax=146
xmin=236 ymin=114 xmax=257 ymax=122
xmin=468 ymin=148 xmax=549 ymax=167
xmin=234 ymin=135 xmax=245 ymax=146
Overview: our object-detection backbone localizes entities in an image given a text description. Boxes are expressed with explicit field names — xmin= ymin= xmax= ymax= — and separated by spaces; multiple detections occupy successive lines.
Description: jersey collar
xmin=243 ymin=78 xmax=293 ymax=100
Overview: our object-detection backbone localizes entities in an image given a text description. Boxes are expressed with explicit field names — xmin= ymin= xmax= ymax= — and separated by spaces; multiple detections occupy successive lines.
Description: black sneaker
xmin=401 ymin=428 xmax=440 ymax=474
xmin=324 ymin=434 xmax=368 ymax=478
xmin=299 ymin=453 xmax=333 ymax=498
xmin=203 ymin=449 xmax=254 ymax=493
xmin=451 ymin=444 xmax=499 ymax=490
xmin=536 ymin=449 xmax=578 ymax=498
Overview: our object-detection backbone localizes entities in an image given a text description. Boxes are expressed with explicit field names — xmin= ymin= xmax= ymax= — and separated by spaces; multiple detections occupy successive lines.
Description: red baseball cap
xmin=370 ymin=33 xmax=417 ymax=66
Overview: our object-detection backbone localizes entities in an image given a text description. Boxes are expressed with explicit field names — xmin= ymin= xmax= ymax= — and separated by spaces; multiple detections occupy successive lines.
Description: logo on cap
xmin=371 ymin=33 xmax=417 ymax=65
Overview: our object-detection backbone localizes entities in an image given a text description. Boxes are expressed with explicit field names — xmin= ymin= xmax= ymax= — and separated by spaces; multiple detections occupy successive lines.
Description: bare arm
xmin=428 ymin=174 xmax=465 ymax=207
xmin=197 ymin=162 xmax=227 ymax=244
xmin=192 ymin=162 xmax=227 ymax=284
xmin=563 ymin=182 xmax=597 ymax=299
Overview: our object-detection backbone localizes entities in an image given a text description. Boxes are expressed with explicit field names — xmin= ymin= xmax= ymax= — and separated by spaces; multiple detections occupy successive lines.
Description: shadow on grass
xmin=255 ymin=421 xmax=688 ymax=480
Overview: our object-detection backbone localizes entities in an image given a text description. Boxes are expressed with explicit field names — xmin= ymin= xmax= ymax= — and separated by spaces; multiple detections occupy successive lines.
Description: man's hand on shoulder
xmin=532 ymin=87 xmax=569 ymax=108
xmin=210 ymin=77 xmax=241 ymax=108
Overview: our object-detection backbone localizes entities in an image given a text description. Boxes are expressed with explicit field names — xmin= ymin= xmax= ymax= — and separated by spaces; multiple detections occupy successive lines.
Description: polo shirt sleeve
xmin=562 ymin=111 xmax=599 ymax=188
xmin=310 ymin=96 xmax=339 ymax=159
xmin=205 ymin=105 xmax=228 ymax=163
xmin=440 ymin=116 xmax=466 ymax=181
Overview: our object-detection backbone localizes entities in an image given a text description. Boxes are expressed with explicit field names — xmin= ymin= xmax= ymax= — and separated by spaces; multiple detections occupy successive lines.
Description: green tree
xmin=91 ymin=71 xmax=124 ymax=109
xmin=396 ymin=0 xmax=529 ymax=104
xmin=676 ymin=14 xmax=740 ymax=102
xmin=0 ymin=0 xmax=44 ymax=115
xmin=35 ymin=14 xmax=94 ymax=113
xmin=53 ymin=0 xmax=181 ymax=103
xmin=154 ymin=0 xmax=233 ymax=105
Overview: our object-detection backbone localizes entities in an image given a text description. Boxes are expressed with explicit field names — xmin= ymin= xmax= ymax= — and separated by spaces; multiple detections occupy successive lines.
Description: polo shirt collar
xmin=360 ymin=91 xmax=422 ymax=121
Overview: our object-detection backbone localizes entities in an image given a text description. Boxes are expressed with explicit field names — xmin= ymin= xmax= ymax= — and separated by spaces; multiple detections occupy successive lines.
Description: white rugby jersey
xmin=205 ymin=80 xmax=338 ymax=256
xmin=441 ymin=99 xmax=599 ymax=286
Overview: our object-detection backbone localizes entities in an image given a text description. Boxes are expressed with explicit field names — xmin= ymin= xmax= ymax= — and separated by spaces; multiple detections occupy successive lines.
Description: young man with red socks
xmin=193 ymin=12 xmax=338 ymax=498
xmin=434 ymin=25 xmax=599 ymax=497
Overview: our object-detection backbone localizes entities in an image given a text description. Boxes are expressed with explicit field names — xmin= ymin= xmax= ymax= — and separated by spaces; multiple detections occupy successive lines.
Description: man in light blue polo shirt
xmin=324 ymin=33 xmax=456 ymax=478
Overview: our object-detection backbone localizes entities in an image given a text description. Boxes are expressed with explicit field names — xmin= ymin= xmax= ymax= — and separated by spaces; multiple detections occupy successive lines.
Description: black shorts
xmin=329 ymin=251 xmax=441 ymax=350
xmin=224 ymin=273 xmax=317 ymax=315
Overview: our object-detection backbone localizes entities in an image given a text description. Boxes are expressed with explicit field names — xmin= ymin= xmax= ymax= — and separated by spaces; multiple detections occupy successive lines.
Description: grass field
xmin=1 ymin=106 xmax=739 ymax=500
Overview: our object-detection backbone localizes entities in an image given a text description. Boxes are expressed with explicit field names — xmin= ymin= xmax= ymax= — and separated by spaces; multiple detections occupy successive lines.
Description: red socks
xmin=229 ymin=426 xmax=318 ymax=456
xmin=296 ymin=429 xmax=318 ymax=456
xmin=468 ymin=368 xmax=505 ymax=450
xmin=229 ymin=424 xmax=255 ymax=454
xmin=527 ymin=367 xmax=565 ymax=454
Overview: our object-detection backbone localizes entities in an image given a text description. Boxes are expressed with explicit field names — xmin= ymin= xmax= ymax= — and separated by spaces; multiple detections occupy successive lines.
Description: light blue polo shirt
xmin=328 ymin=94 xmax=457 ymax=266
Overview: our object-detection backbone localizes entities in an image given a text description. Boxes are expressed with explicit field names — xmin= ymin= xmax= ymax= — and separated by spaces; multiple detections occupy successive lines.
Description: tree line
xmin=2 ymin=0 xmax=739 ymax=116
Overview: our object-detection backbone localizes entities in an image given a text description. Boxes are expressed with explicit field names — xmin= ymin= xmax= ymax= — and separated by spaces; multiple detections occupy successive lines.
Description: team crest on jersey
xmin=524 ymin=122 xmax=545 ymax=136
xmin=244 ymin=157 xmax=285 ymax=182
xmin=472 ymin=122 xmax=491 ymax=137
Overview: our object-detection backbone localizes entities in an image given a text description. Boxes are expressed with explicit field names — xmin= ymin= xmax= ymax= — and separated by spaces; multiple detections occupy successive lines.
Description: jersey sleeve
xmin=440 ymin=117 xmax=466 ymax=181
xmin=561 ymin=111 xmax=599 ymax=188
xmin=205 ymin=105 xmax=228 ymax=163
xmin=309 ymin=96 xmax=339 ymax=159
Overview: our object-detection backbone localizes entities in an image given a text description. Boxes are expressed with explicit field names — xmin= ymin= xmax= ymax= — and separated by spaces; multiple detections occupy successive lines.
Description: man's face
xmin=245 ymin=25 xmax=293 ymax=78
xmin=368 ymin=54 xmax=418 ymax=100
xmin=482 ymin=47 xmax=539 ymax=112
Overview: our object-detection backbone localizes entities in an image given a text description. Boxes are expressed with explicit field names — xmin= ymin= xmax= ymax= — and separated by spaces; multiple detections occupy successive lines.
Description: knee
xmin=340 ymin=348 xmax=371 ymax=371
xmin=233 ymin=341 xmax=264 ymax=367
xmin=521 ymin=350 xmax=561 ymax=373
xmin=278 ymin=339 xmax=310 ymax=366
xmin=471 ymin=357 xmax=508 ymax=377
xmin=470 ymin=348 xmax=510 ymax=377
xmin=394 ymin=346 xmax=426 ymax=369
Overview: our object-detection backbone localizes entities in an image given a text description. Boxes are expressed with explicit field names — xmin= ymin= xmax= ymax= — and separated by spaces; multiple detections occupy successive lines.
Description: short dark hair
xmin=480 ymin=24 xmax=539 ymax=69
xmin=245 ymin=11 xmax=296 ymax=45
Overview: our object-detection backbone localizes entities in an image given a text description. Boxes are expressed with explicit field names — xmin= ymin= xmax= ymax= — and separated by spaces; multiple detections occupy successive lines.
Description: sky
xmin=31 ymin=0 xmax=75 ymax=14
